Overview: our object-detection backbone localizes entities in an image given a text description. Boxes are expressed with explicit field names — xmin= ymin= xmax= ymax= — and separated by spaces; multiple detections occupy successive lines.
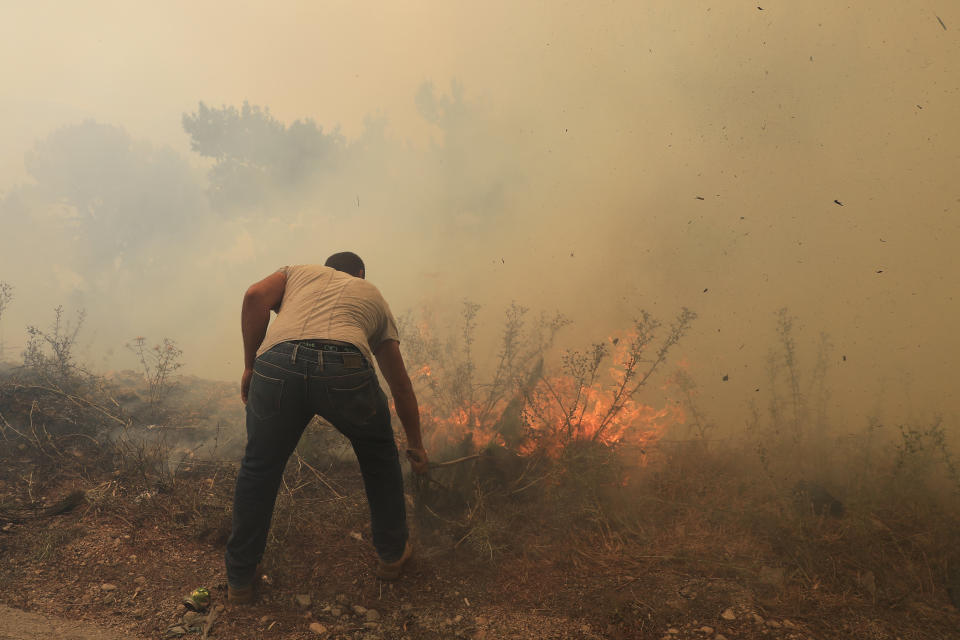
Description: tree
xmin=182 ymin=101 xmax=346 ymax=211
xmin=20 ymin=120 xmax=208 ymax=273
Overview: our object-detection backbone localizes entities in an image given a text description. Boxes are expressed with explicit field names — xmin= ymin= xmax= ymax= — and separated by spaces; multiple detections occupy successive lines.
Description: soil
xmin=1 ymin=442 xmax=959 ymax=640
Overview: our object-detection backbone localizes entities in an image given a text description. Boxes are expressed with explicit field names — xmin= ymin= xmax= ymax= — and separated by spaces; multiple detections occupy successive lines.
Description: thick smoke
xmin=0 ymin=1 xmax=957 ymax=437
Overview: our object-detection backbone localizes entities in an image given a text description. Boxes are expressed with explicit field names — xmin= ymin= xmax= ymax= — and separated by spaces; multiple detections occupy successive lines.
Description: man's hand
xmin=240 ymin=367 xmax=253 ymax=404
xmin=405 ymin=448 xmax=430 ymax=475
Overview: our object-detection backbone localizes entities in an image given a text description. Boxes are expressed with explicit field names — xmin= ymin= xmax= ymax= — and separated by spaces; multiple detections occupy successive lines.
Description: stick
xmin=201 ymin=605 xmax=219 ymax=639
xmin=293 ymin=453 xmax=345 ymax=499
xmin=428 ymin=454 xmax=480 ymax=469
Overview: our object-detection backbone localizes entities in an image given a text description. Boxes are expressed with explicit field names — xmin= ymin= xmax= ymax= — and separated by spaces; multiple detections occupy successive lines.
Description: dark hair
xmin=324 ymin=251 xmax=365 ymax=277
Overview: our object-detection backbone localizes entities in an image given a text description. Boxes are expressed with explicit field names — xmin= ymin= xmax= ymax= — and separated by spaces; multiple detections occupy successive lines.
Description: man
xmin=225 ymin=251 xmax=428 ymax=604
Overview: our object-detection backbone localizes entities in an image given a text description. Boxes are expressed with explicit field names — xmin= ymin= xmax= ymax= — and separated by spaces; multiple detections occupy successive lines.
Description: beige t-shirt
xmin=257 ymin=265 xmax=400 ymax=364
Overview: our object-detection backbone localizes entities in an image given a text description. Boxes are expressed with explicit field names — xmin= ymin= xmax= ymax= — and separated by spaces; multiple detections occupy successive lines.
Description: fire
xmin=406 ymin=332 xmax=685 ymax=461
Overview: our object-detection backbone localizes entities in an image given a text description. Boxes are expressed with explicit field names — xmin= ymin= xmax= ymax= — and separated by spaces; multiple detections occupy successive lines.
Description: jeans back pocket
xmin=326 ymin=374 xmax=380 ymax=427
xmin=248 ymin=370 xmax=284 ymax=420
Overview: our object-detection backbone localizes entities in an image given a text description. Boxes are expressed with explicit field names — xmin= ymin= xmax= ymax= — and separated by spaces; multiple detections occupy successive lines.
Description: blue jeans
xmin=225 ymin=341 xmax=408 ymax=588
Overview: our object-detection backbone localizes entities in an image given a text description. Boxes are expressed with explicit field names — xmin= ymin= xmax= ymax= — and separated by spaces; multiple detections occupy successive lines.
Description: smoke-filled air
xmin=0 ymin=2 xmax=958 ymax=639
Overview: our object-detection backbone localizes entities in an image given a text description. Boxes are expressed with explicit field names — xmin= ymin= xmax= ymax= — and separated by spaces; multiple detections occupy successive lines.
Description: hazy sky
xmin=1 ymin=1 xmax=957 ymax=432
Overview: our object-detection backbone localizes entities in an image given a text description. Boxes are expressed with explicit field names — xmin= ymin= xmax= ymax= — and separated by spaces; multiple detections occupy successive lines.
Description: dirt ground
xmin=2 ymin=442 xmax=959 ymax=640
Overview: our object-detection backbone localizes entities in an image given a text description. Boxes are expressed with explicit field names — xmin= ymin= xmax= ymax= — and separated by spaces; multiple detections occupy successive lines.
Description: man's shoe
xmin=376 ymin=541 xmax=413 ymax=580
xmin=227 ymin=583 xmax=254 ymax=605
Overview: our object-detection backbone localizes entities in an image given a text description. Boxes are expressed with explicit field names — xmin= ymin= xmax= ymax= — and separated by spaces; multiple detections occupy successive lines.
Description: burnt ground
xmin=1 ymin=437 xmax=959 ymax=640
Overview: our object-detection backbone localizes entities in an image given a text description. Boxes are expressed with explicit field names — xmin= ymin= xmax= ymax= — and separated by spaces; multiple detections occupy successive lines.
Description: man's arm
xmin=374 ymin=339 xmax=428 ymax=473
xmin=240 ymin=271 xmax=286 ymax=402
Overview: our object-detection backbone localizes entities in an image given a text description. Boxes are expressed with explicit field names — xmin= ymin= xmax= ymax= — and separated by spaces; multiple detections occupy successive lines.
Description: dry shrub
xmin=398 ymin=301 xmax=695 ymax=556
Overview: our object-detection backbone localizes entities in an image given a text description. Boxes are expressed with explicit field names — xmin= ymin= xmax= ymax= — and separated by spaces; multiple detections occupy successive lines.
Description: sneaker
xmin=376 ymin=541 xmax=413 ymax=580
xmin=227 ymin=583 xmax=254 ymax=605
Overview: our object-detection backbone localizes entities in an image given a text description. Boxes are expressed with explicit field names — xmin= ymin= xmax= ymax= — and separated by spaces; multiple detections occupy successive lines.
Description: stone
xmin=363 ymin=622 xmax=380 ymax=629
xmin=699 ymin=626 xmax=714 ymax=634
xmin=668 ymin=629 xmax=680 ymax=634
xmin=336 ymin=593 xmax=349 ymax=604
xmin=715 ymin=635 xmax=728 ymax=640
xmin=330 ymin=607 xmax=343 ymax=617
xmin=260 ymin=616 xmax=270 ymax=624
xmin=309 ymin=622 xmax=327 ymax=634
xmin=782 ymin=619 xmax=799 ymax=629
xmin=134 ymin=576 xmax=146 ymax=584
xmin=453 ymin=615 xmax=463 ymax=624
xmin=353 ymin=605 xmax=368 ymax=615
xmin=365 ymin=609 xmax=380 ymax=621
xmin=296 ymin=594 xmax=312 ymax=608
xmin=766 ymin=619 xmax=782 ymax=628
xmin=751 ymin=613 xmax=765 ymax=624
xmin=101 ymin=583 xmax=118 ymax=591
xmin=720 ymin=608 xmax=736 ymax=621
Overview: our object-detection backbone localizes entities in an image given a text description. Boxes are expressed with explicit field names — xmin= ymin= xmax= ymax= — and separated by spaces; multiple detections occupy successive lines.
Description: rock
xmin=134 ymin=576 xmax=147 ymax=584
xmin=336 ymin=593 xmax=349 ymax=604
xmin=330 ymin=606 xmax=343 ymax=617
xmin=165 ymin=625 xmax=187 ymax=638
xmin=363 ymin=622 xmax=380 ymax=629
xmin=296 ymin=594 xmax=312 ymax=608
xmin=782 ymin=619 xmax=798 ymax=629
xmin=101 ymin=583 xmax=118 ymax=591
xmin=365 ymin=609 xmax=380 ymax=621
xmin=475 ymin=616 xmax=487 ymax=625
xmin=668 ymin=628 xmax=680 ymax=634
xmin=309 ymin=622 xmax=327 ymax=634
xmin=720 ymin=608 xmax=736 ymax=621
xmin=766 ymin=619 xmax=781 ymax=628
xmin=699 ymin=626 xmax=714 ymax=634
xmin=715 ymin=635 xmax=728 ymax=640
xmin=353 ymin=604 xmax=368 ymax=615
xmin=260 ymin=616 xmax=270 ymax=624
xmin=751 ymin=613 xmax=765 ymax=625
xmin=453 ymin=614 xmax=463 ymax=624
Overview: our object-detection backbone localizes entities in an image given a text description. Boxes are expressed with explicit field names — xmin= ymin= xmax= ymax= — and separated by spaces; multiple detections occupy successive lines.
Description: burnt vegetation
xmin=0 ymin=289 xmax=959 ymax=639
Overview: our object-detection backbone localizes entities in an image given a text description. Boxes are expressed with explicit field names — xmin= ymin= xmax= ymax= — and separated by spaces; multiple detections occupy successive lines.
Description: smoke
xmin=0 ymin=1 xmax=957 ymax=435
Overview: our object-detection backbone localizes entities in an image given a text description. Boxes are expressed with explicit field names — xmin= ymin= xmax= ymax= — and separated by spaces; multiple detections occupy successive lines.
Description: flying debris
xmin=833 ymin=199 xmax=844 ymax=206
xmin=722 ymin=375 xmax=729 ymax=382
xmin=703 ymin=288 xmax=709 ymax=293
xmin=842 ymin=355 xmax=847 ymax=361
xmin=936 ymin=14 xmax=947 ymax=30
xmin=695 ymin=196 xmax=705 ymax=200
xmin=876 ymin=269 xmax=884 ymax=274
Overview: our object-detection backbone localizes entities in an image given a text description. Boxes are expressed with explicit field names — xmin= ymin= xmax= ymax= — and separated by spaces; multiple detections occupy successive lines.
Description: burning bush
xmin=400 ymin=301 xmax=695 ymax=461
xmin=396 ymin=301 xmax=696 ymax=550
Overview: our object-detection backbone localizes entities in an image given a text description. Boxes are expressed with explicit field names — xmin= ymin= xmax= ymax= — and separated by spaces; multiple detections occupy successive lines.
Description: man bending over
xmin=225 ymin=251 xmax=428 ymax=603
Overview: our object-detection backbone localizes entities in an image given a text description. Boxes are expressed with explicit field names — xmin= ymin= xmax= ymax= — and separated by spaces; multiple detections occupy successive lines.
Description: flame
xmin=406 ymin=331 xmax=685 ymax=461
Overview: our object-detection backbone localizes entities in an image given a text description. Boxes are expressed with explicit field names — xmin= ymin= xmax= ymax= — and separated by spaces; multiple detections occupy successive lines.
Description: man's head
xmin=325 ymin=251 xmax=365 ymax=279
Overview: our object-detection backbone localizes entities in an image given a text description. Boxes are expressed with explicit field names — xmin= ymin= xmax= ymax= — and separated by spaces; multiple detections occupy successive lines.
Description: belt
xmin=276 ymin=340 xmax=368 ymax=369
xmin=290 ymin=339 xmax=362 ymax=353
